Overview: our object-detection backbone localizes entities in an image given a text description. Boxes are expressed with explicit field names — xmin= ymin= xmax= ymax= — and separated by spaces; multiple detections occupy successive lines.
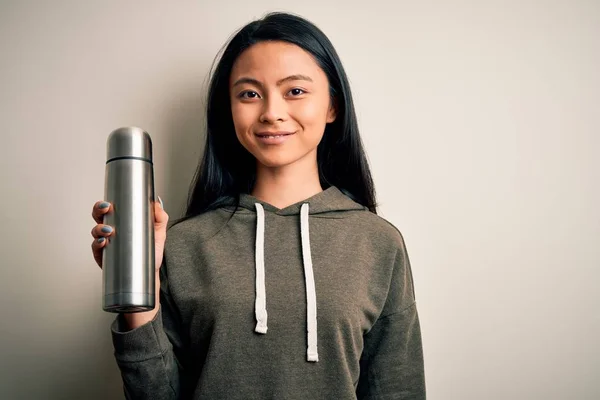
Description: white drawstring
xmin=254 ymin=203 xmax=268 ymax=334
xmin=253 ymin=202 xmax=319 ymax=362
xmin=300 ymin=203 xmax=319 ymax=362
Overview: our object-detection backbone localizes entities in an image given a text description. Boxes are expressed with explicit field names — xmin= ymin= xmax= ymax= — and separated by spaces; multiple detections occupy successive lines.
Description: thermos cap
xmin=106 ymin=127 xmax=153 ymax=163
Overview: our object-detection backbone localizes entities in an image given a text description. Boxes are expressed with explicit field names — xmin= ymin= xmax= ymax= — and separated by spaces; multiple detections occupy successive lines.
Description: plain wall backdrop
xmin=0 ymin=1 xmax=598 ymax=399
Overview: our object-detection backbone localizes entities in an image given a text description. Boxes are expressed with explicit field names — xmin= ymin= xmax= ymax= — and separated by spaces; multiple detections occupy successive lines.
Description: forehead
xmin=230 ymin=41 xmax=325 ymax=83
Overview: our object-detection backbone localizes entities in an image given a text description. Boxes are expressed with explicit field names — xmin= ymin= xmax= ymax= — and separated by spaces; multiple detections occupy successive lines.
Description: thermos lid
xmin=106 ymin=127 xmax=153 ymax=163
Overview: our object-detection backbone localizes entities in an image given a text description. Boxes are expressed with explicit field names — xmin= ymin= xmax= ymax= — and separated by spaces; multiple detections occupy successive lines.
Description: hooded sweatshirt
xmin=110 ymin=186 xmax=425 ymax=399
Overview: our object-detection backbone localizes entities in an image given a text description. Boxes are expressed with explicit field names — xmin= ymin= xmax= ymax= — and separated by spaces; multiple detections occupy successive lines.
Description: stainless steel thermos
xmin=102 ymin=127 xmax=156 ymax=313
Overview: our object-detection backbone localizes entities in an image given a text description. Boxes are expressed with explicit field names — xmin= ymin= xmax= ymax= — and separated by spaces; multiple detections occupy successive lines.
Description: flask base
xmin=103 ymin=293 xmax=155 ymax=313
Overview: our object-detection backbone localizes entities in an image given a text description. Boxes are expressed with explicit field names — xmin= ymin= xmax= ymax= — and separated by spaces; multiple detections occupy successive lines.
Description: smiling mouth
xmin=255 ymin=131 xmax=296 ymax=138
xmin=254 ymin=131 xmax=296 ymax=145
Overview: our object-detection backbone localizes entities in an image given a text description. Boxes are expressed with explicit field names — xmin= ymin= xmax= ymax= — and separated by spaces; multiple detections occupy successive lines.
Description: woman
xmin=91 ymin=12 xmax=425 ymax=400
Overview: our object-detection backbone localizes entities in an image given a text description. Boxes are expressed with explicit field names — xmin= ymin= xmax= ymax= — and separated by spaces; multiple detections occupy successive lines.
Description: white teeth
xmin=257 ymin=133 xmax=293 ymax=139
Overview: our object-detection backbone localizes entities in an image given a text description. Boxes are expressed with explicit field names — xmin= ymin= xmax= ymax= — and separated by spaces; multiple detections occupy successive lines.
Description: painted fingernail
xmin=97 ymin=237 xmax=105 ymax=243
xmin=99 ymin=202 xmax=110 ymax=209
xmin=101 ymin=226 xmax=113 ymax=233
xmin=158 ymin=196 xmax=164 ymax=209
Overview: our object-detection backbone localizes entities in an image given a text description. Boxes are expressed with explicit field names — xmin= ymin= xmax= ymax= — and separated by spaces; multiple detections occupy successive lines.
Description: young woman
xmin=91 ymin=12 xmax=425 ymax=400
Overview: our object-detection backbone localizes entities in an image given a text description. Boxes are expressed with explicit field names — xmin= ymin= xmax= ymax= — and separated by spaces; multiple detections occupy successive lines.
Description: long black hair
xmin=177 ymin=11 xmax=377 ymax=225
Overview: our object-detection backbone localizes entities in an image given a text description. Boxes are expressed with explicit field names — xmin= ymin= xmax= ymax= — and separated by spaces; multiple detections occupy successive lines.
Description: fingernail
xmin=101 ymin=226 xmax=113 ymax=233
xmin=99 ymin=202 xmax=110 ymax=209
xmin=97 ymin=237 xmax=105 ymax=243
xmin=158 ymin=196 xmax=164 ymax=209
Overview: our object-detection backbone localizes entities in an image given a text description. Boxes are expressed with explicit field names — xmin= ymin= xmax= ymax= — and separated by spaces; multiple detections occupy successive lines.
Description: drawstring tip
xmin=307 ymin=352 xmax=319 ymax=362
xmin=255 ymin=323 xmax=268 ymax=334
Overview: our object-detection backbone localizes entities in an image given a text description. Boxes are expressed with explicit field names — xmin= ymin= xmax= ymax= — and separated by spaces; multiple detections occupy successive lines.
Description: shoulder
xmin=352 ymin=209 xmax=406 ymax=242
xmin=165 ymin=208 xmax=232 ymax=248
xmin=351 ymin=210 xmax=409 ymax=251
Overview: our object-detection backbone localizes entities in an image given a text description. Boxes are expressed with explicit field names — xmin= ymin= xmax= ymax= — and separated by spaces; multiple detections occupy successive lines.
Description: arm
xmin=356 ymin=237 xmax=426 ymax=399
xmin=110 ymin=258 xmax=189 ymax=399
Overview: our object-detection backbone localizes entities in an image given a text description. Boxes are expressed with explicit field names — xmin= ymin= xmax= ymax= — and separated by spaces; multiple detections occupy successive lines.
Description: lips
xmin=254 ymin=131 xmax=296 ymax=145
xmin=255 ymin=131 xmax=295 ymax=138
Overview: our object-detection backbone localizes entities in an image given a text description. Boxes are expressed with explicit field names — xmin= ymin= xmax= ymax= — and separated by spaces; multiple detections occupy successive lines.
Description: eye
xmin=288 ymin=88 xmax=306 ymax=97
xmin=239 ymin=90 xmax=260 ymax=99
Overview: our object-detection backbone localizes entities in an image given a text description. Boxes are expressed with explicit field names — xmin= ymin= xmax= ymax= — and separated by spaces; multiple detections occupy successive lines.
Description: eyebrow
xmin=232 ymin=74 xmax=313 ymax=88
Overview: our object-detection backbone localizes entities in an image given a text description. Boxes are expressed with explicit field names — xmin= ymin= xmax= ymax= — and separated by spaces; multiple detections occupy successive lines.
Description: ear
xmin=326 ymin=98 xmax=337 ymax=123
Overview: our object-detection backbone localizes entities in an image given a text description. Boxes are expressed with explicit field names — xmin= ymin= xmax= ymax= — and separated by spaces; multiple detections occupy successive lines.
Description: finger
xmin=92 ymin=201 xmax=111 ymax=224
xmin=91 ymin=224 xmax=114 ymax=239
xmin=91 ymin=236 xmax=107 ymax=268
xmin=154 ymin=201 xmax=169 ymax=226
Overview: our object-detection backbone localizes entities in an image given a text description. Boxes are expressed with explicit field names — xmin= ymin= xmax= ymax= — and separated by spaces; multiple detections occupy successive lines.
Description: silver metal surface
xmin=102 ymin=127 xmax=156 ymax=313
xmin=106 ymin=126 xmax=153 ymax=161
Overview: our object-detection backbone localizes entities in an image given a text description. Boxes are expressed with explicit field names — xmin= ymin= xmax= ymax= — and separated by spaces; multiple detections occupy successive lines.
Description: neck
xmin=251 ymin=153 xmax=323 ymax=209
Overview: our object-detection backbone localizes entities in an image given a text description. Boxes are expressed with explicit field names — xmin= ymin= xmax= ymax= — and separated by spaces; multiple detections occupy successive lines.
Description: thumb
xmin=155 ymin=196 xmax=169 ymax=227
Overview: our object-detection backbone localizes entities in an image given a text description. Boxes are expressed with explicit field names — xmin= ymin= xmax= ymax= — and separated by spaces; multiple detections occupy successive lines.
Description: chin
xmin=255 ymin=153 xmax=300 ymax=169
xmin=257 ymin=158 xmax=296 ymax=169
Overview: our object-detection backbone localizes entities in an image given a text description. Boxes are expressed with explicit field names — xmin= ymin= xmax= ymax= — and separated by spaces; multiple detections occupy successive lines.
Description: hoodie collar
xmin=237 ymin=185 xmax=366 ymax=216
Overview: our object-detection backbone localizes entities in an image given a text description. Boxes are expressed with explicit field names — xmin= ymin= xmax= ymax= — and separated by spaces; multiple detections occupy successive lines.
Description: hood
xmin=231 ymin=186 xmax=366 ymax=362
xmin=237 ymin=185 xmax=366 ymax=215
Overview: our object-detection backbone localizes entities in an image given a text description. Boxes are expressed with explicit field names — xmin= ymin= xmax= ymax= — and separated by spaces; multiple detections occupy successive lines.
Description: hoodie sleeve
xmin=356 ymin=236 xmax=426 ymax=400
xmin=110 ymin=260 xmax=189 ymax=399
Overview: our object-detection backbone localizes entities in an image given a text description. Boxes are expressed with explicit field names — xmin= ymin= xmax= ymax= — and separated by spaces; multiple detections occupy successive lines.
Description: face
xmin=229 ymin=41 xmax=336 ymax=169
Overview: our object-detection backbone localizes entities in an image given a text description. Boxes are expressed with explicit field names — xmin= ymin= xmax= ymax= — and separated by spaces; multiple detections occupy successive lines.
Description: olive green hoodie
xmin=111 ymin=186 xmax=425 ymax=399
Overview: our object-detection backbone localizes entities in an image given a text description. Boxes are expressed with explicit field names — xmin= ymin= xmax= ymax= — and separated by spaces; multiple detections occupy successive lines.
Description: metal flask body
xmin=102 ymin=127 xmax=156 ymax=313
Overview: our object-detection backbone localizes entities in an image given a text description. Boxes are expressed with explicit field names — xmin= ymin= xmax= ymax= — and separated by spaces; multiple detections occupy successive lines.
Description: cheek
xmin=293 ymin=99 xmax=330 ymax=135
xmin=229 ymin=106 xmax=251 ymax=153
xmin=231 ymin=103 xmax=257 ymax=137
xmin=231 ymin=103 xmax=248 ymax=127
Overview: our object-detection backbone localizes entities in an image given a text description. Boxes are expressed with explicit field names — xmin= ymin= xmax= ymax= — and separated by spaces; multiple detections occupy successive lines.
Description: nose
xmin=259 ymin=94 xmax=287 ymax=124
